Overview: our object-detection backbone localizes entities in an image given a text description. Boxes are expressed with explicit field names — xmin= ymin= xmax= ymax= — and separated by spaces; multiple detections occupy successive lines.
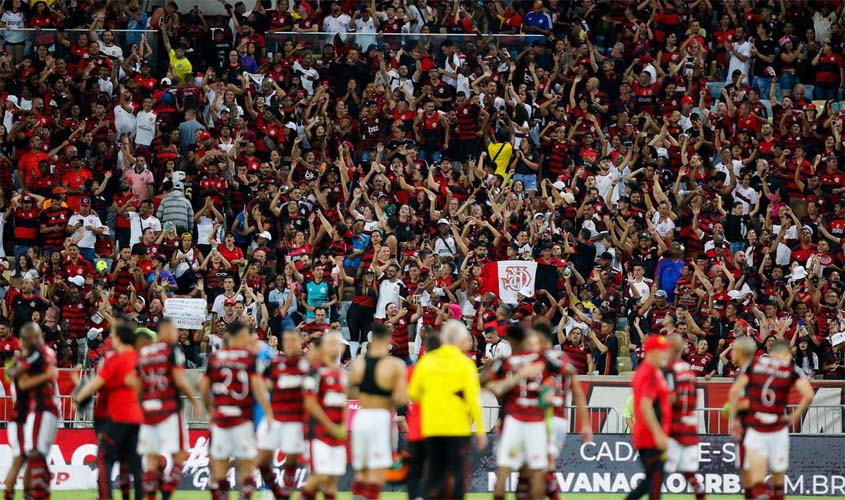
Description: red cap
xmin=681 ymin=95 xmax=695 ymax=104
xmin=198 ymin=130 xmax=211 ymax=141
xmin=643 ymin=334 xmax=670 ymax=353
xmin=735 ymin=319 xmax=749 ymax=328
xmin=640 ymin=54 xmax=653 ymax=64
xmin=806 ymin=103 xmax=816 ymax=110
xmin=52 ymin=186 xmax=67 ymax=195
xmin=224 ymin=297 xmax=236 ymax=305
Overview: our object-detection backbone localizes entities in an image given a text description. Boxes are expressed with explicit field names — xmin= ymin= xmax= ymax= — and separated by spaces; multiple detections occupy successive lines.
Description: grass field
xmin=45 ymin=492 xmax=830 ymax=500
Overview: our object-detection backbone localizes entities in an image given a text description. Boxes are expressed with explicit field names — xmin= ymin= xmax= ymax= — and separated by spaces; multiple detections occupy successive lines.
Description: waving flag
xmin=480 ymin=260 xmax=558 ymax=304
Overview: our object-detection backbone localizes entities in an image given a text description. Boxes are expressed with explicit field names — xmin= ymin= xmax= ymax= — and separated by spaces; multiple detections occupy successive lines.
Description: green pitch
xmin=44 ymin=492 xmax=831 ymax=499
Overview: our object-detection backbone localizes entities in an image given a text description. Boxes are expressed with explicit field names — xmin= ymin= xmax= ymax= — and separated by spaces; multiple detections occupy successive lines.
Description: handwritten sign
xmin=164 ymin=298 xmax=207 ymax=330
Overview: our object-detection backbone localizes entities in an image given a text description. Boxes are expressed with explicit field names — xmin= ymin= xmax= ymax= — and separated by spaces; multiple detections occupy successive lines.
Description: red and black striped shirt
xmin=665 ymin=360 xmax=699 ymax=445
xmin=13 ymin=207 xmax=40 ymax=245
xmin=562 ymin=342 xmax=590 ymax=375
xmin=204 ymin=348 xmax=256 ymax=428
xmin=264 ymin=353 xmax=308 ymax=422
xmin=389 ymin=315 xmax=411 ymax=357
xmin=61 ymin=301 xmax=87 ymax=340
xmin=137 ymin=342 xmax=185 ymax=425
xmin=303 ymin=365 xmax=348 ymax=446
xmin=454 ymin=103 xmax=481 ymax=140
xmin=20 ymin=345 xmax=60 ymax=416
xmin=39 ymin=205 xmax=73 ymax=250
xmin=744 ymin=356 xmax=802 ymax=432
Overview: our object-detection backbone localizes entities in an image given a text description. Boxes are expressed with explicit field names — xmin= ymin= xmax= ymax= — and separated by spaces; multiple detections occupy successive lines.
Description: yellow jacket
xmin=408 ymin=345 xmax=484 ymax=438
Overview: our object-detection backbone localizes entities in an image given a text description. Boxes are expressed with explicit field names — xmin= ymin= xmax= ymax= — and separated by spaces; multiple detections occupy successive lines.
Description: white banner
xmin=164 ymin=298 xmax=208 ymax=330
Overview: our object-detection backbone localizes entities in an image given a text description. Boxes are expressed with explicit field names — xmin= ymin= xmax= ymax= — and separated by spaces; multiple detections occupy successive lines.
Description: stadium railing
xmin=2 ymin=396 xmax=840 ymax=435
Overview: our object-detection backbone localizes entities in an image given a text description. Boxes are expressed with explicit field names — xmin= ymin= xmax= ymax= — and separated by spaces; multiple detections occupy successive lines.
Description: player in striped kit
xmin=664 ymin=335 xmax=706 ymax=500
xmin=199 ymin=321 xmax=274 ymax=500
xmin=728 ymin=340 xmax=814 ymax=500
xmin=4 ymin=343 xmax=31 ymax=500
xmin=257 ymin=329 xmax=310 ymax=500
xmin=136 ymin=319 xmax=201 ymax=500
xmin=484 ymin=326 xmax=547 ymax=500
xmin=299 ymin=333 xmax=349 ymax=500
xmin=10 ymin=323 xmax=59 ymax=500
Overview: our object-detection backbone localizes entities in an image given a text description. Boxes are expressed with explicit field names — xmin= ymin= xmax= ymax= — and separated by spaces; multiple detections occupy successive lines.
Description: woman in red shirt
xmin=217 ymin=232 xmax=246 ymax=268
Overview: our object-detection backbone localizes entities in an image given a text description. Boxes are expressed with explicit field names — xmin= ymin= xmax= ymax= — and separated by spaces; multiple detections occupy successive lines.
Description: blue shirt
xmin=343 ymin=233 xmax=370 ymax=269
xmin=252 ymin=341 xmax=274 ymax=425
xmin=655 ymin=257 xmax=685 ymax=303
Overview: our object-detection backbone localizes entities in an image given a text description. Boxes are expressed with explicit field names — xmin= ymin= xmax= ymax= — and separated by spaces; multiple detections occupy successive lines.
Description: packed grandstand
xmin=0 ymin=0 xmax=844 ymax=498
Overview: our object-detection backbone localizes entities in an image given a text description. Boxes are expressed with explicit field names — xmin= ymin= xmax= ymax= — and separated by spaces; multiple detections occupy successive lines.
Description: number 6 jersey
xmin=204 ymin=347 xmax=257 ymax=428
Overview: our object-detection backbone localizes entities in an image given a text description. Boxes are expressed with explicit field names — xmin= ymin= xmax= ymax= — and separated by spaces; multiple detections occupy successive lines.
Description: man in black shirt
xmin=750 ymin=24 xmax=778 ymax=99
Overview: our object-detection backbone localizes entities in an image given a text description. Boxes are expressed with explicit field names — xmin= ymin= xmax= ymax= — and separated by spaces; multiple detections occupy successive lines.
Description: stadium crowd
xmin=0 ymin=0 xmax=844 ymax=381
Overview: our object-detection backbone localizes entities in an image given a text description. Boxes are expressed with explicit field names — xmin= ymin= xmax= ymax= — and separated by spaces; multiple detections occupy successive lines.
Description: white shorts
xmin=138 ymin=413 xmax=190 ymax=456
xmin=7 ymin=421 xmax=24 ymax=458
xmin=496 ymin=415 xmax=548 ymax=470
xmin=351 ymin=408 xmax=393 ymax=471
xmin=210 ymin=422 xmax=257 ymax=461
xmin=310 ymin=438 xmax=347 ymax=476
xmin=549 ymin=417 xmax=568 ymax=460
xmin=743 ymin=427 xmax=789 ymax=473
xmin=664 ymin=438 xmax=700 ymax=473
xmin=257 ymin=418 xmax=306 ymax=455
xmin=24 ymin=412 xmax=58 ymax=455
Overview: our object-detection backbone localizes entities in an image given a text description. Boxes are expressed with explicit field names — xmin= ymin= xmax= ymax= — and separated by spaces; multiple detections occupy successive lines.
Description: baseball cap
xmin=224 ymin=297 xmax=236 ymax=306
xmin=654 ymin=290 xmax=668 ymax=298
xmin=21 ymin=193 xmax=33 ymax=202
xmin=257 ymin=231 xmax=272 ymax=240
xmin=198 ymin=130 xmax=211 ymax=140
xmin=52 ymin=186 xmax=67 ymax=195
xmin=681 ymin=95 xmax=695 ymax=105
xmin=437 ymin=218 xmax=450 ymax=225
xmin=735 ymin=318 xmax=749 ymax=328
xmin=68 ymin=275 xmax=85 ymax=287
xmin=643 ymin=334 xmax=669 ymax=353
xmin=80 ymin=196 xmax=91 ymax=206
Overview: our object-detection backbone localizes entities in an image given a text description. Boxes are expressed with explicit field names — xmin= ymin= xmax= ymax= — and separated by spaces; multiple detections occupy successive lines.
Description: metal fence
xmin=3 ymin=395 xmax=839 ymax=435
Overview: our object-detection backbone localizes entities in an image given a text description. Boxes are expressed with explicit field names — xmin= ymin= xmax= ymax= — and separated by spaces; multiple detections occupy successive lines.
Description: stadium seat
xmin=803 ymin=84 xmax=814 ymax=100
xmin=708 ymin=81 xmax=726 ymax=100
xmin=760 ymin=99 xmax=773 ymax=121
xmin=813 ymin=100 xmax=828 ymax=112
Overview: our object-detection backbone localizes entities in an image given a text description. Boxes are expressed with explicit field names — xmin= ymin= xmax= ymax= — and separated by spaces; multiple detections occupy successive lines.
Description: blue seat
xmin=708 ymin=81 xmax=726 ymax=100
xmin=760 ymin=99 xmax=773 ymax=122
xmin=803 ymin=84 xmax=814 ymax=100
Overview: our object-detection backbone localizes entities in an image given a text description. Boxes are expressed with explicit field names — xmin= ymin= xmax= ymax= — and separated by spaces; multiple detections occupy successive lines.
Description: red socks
xmin=351 ymin=481 xmax=382 ymax=499
xmin=28 ymin=454 xmax=50 ymax=500
xmin=771 ymin=483 xmax=785 ymax=500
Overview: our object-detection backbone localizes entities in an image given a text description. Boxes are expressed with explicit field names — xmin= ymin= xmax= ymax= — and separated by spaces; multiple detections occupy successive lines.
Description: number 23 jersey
xmin=205 ymin=347 xmax=257 ymax=428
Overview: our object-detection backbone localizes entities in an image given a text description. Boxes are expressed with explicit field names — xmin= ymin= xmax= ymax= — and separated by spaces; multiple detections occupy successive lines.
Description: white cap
xmin=727 ymin=289 xmax=748 ymax=300
xmin=257 ymin=231 xmax=272 ymax=240
xmin=86 ymin=327 xmax=103 ymax=341
xmin=437 ymin=218 xmax=450 ymax=225
xmin=789 ymin=266 xmax=807 ymax=282
xmin=561 ymin=192 xmax=576 ymax=205
xmin=552 ymin=181 xmax=567 ymax=191
xmin=831 ymin=332 xmax=845 ymax=347
xmin=160 ymin=77 xmax=172 ymax=86
xmin=517 ymin=286 xmax=534 ymax=298
xmin=655 ymin=147 xmax=669 ymax=159
xmin=171 ymin=170 xmax=186 ymax=183
xmin=172 ymin=181 xmax=185 ymax=190
xmin=68 ymin=275 xmax=85 ymax=287
xmin=5 ymin=95 xmax=20 ymax=108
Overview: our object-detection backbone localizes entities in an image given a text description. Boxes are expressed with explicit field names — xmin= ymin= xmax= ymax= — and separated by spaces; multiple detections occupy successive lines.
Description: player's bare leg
xmin=209 ymin=459 xmax=230 ymax=500
xmin=769 ymin=471 xmax=785 ymax=500
xmin=237 ymin=459 xmax=257 ymax=500
xmin=143 ymin=455 xmax=162 ymax=500
xmin=162 ymin=450 xmax=187 ymax=500
xmin=743 ymin=448 xmax=769 ymax=500
xmin=300 ymin=473 xmax=335 ymax=500
xmin=4 ymin=456 xmax=25 ymax=500
xmin=352 ymin=467 xmax=386 ymax=500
